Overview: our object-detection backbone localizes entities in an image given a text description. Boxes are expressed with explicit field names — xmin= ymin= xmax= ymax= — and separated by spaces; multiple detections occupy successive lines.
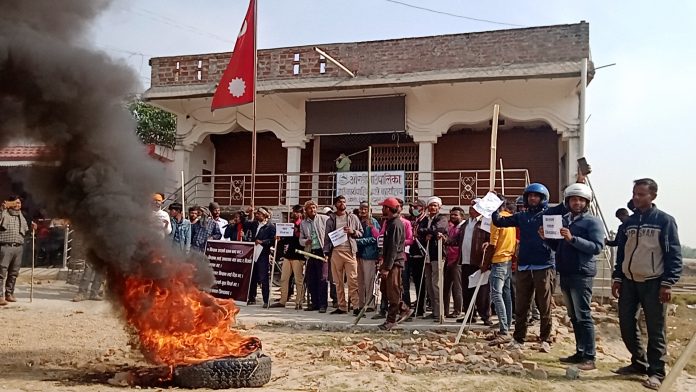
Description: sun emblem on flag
xmin=228 ymin=77 xmax=246 ymax=98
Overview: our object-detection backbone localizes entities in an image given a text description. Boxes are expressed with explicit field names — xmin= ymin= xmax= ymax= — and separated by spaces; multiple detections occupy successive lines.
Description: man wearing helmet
xmin=540 ymin=183 xmax=604 ymax=370
xmin=492 ymin=183 xmax=555 ymax=352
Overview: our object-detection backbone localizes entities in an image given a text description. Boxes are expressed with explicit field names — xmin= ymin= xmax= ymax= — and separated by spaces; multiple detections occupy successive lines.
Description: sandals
xmin=641 ymin=376 xmax=661 ymax=390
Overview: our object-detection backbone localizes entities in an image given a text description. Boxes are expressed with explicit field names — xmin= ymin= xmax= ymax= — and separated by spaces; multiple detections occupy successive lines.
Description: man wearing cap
xmin=449 ymin=199 xmax=491 ymax=325
xmin=416 ymin=196 xmax=449 ymax=321
xmin=323 ymin=195 xmax=363 ymax=315
xmin=152 ymin=193 xmax=171 ymax=237
xmin=356 ymin=201 xmax=380 ymax=313
xmin=247 ymin=207 xmax=276 ymax=307
xmin=209 ymin=202 xmax=228 ymax=241
xmin=300 ymin=200 xmax=331 ymax=312
xmin=378 ymin=197 xmax=412 ymax=330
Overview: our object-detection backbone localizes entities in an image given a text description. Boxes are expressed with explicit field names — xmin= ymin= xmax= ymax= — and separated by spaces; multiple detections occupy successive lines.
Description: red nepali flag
xmin=211 ymin=0 xmax=256 ymax=110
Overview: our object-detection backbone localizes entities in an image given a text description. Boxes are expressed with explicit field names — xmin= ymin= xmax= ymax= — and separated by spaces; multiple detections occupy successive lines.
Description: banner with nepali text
xmin=205 ymin=240 xmax=255 ymax=302
xmin=335 ymin=171 xmax=405 ymax=209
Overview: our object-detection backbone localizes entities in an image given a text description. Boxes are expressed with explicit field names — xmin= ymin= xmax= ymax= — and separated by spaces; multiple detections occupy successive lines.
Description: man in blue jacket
xmin=492 ymin=183 xmax=555 ymax=352
xmin=541 ymin=183 xmax=604 ymax=371
xmin=611 ymin=178 xmax=682 ymax=390
xmin=356 ymin=201 xmax=380 ymax=314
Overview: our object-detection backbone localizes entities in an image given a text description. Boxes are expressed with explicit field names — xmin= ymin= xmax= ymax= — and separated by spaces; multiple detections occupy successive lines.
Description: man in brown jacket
xmin=378 ymin=197 xmax=412 ymax=330
xmin=450 ymin=199 xmax=491 ymax=325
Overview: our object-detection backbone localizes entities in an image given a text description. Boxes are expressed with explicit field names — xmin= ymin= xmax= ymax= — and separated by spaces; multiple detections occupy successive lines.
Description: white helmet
xmin=564 ymin=183 xmax=593 ymax=202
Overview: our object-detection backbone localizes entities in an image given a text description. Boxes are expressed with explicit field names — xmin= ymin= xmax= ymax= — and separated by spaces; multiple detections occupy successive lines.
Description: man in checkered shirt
xmin=0 ymin=195 xmax=35 ymax=306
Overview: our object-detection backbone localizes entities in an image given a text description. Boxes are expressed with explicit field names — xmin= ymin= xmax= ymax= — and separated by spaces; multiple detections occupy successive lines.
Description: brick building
xmin=144 ymin=22 xmax=593 ymax=210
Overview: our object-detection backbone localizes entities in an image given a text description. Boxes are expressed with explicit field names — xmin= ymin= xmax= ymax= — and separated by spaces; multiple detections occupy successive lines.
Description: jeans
xmin=489 ymin=262 xmax=512 ymax=334
xmin=618 ymin=278 xmax=668 ymax=379
xmin=560 ymin=275 xmax=595 ymax=360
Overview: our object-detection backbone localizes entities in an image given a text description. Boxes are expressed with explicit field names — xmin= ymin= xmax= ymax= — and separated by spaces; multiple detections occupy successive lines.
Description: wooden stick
xmin=659 ymin=330 xmax=696 ymax=392
xmin=180 ymin=171 xmax=186 ymax=214
xmin=499 ymin=158 xmax=505 ymax=195
xmin=269 ymin=237 xmax=279 ymax=289
xmin=489 ymin=104 xmax=500 ymax=192
xmin=438 ymin=237 xmax=444 ymax=324
xmin=367 ymin=146 xmax=372 ymax=219
xmin=455 ymin=245 xmax=489 ymax=344
xmin=30 ymin=228 xmax=35 ymax=303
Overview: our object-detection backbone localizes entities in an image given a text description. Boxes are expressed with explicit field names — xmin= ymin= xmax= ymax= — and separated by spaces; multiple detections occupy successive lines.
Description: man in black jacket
xmin=611 ymin=178 xmax=682 ymax=390
xmin=247 ymin=207 xmax=276 ymax=308
xmin=417 ymin=196 xmax=449 ymax=321
xmin=378 ymin=197 xmax=412 ymax=330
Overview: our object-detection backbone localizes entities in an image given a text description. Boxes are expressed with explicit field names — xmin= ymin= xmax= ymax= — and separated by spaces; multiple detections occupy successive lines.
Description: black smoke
xmin=0 ymin=1 xmax=212 ymax=292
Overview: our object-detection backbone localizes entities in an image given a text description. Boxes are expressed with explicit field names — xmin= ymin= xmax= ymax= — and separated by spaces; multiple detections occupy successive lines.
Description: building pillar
xmin=418 ymin=141 xmax=434 ymax=199
xmin=286 ymin=146 xmax=302 ymax=206
xmin=566 ymin=135 xmax=580 ymax=186
xmin=172 ymin=142 xmax=195 ymax=202
xmin=311 ymin=136 xmax=321 ymax=202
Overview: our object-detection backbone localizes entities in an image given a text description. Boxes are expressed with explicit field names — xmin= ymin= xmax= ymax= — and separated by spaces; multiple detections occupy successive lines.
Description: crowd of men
xmin=147 ymin=176 xmax=681 ymax=390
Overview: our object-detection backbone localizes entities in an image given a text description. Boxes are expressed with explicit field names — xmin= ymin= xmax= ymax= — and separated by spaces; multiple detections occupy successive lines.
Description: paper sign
xmin=276 ymin=223 xmax=295 ymax=237
xmin=543 ymin=215 xmax=564 ymax=239
xmin=468 ymin=269 xmax=491 ymax=288
xmin=377 ymin=235 xmax=384 ymax=249
xmin=253 ymin=244 xmax=263 ymax=262
xmin=473 ymin=192 xmax=504 ymax=218
xmin=328 ymin=228 xmax=348 ymax=247
xmin=480 ymin=217 xmax=492 ymax=233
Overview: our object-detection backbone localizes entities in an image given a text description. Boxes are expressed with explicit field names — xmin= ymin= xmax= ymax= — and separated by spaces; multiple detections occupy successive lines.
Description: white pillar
xmin=173 ymin=143 xmax=194 ymax=202
xmin=418 ymin=141 xmax=434 ymax=199
xmin=286 ymin=146 xmax=302 ymax=206
xmin=311 ymin=136 xmax=321 ymax=202
xmin=566 ymin=135 xmax=580 ymax=185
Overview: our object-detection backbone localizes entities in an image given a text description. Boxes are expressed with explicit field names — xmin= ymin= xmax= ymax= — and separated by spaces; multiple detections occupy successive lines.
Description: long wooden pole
xmin=30 ymin=228 xmax=35 ymax=303
xmin=367 ymin=146 xmax=372 ymax=219
xmin=250 ymin=0 xmax=259 ymax=210
xmin=659 ymin=330 xmax=696 ymax=392
xmin=489 ymin=104 xmax=500 ymax=192
xmin=180 ymin=171 xmax=186 ymax=214
xmin=499 ymin=158 xmax=505 ymax=195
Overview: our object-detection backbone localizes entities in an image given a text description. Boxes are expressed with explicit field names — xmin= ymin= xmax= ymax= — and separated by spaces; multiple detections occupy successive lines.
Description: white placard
xmin=543 ymin=215 xmax=564 ymax=239
xmin=276 ymin=223 xmax=295 ymax=237
xmin=253 ymin=244 xmax=263 ymax=262
xmin=480 ymin=217 xmax=492 ymax=233
xmin=473 ymin=192 xmax=504 ymax=218
xmin=335 ymin=171 xmax=405 ymax=208
xmin=328 ymin=228 xmax=348 ymax=247
xmin=468 ymin=269 xmax=491 ymax=288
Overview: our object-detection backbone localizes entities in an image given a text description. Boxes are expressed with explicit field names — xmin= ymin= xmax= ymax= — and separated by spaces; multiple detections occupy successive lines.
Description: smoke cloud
xmin=0 ymin=1 xmax=213 ymax=294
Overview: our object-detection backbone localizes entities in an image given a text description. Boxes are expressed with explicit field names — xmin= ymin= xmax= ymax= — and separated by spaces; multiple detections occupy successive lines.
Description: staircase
xmin=587 ymin=177 xmax=615 ymax=302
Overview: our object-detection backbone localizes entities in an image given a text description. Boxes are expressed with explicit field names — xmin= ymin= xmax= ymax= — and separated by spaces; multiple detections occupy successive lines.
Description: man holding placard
xmin=492 ymin=183 xmax=555 ymax=353
xmin=271 ymin=205 xmax=305 ymax=310
xmin=540 ymin=183 xmax=604 ymax=370
xmin=323 ymin=195 xmax=363 ymax=315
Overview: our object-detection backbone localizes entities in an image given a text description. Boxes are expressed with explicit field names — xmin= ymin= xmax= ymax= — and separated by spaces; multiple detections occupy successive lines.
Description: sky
xmin=88 ymin=0 xmax=696 ymax=246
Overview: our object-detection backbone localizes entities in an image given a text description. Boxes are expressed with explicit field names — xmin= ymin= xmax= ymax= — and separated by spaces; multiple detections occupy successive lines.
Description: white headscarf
xmin=426 ymin=196 xmax=442 ymax=207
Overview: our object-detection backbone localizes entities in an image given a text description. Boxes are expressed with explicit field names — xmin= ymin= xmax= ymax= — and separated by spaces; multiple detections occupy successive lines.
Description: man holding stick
xmin=377 ymin=197 xmax=412 ymax=330
xmin=417 ymin=196 xmax=448 ymax=321
xmin=300 ymin=200 xmax=330 ymax=312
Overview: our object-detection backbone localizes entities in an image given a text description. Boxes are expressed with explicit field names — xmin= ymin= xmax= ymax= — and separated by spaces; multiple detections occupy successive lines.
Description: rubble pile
xmin=319 ymin=332 xmax=529 ymax=376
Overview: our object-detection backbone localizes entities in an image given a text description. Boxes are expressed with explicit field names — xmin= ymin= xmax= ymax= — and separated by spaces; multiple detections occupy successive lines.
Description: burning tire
xmin=173 ymin=352 xmax=271 ymax=389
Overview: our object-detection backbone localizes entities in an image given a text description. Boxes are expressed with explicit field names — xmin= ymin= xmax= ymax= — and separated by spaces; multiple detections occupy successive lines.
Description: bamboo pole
xmin=659 ymin=330 xmax=696 ymax=392
xmin=499 ymin=158 xmax=505 ymax=195
xmin=489 ymin=104 xmax=500 ymax=192
xmin=30 ymin=228 xmax=35 ymax=303
xmin=438 ymin=237 xmax=444 ymax=324
xmin=455 ymin=244 xmax=489 ymax=343
xmin=250 ymin=0 xmax=259 ymax=210
xmin=367 ymin=146 xmax=372 ymax=219
xmin=180 ymin=171 xmax=186 ymax=214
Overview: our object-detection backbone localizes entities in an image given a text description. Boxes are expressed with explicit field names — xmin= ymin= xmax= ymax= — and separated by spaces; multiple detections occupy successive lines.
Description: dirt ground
xmin=1 ymin=281 xmax=696 ymax=392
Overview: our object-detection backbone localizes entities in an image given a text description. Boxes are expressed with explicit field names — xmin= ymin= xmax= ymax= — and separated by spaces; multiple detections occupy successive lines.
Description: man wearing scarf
xmin=0 ymin=196 xmax=34 ymax=306
xmin=416 ymin=196 xmax=449 ymax=321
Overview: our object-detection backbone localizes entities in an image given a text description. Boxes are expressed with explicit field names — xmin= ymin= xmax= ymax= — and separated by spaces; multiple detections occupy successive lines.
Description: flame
xmin=121 ymin=257 xmax=260 ymax=366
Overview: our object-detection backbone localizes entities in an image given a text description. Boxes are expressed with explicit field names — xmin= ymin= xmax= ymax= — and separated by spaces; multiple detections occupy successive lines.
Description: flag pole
xmin=250 ymin=0 xmax=258 ymax=211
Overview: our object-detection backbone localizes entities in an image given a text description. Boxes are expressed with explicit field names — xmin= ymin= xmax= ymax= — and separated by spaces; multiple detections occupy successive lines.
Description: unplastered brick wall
xmin=150 ymin=22 xmax=589 ymax=87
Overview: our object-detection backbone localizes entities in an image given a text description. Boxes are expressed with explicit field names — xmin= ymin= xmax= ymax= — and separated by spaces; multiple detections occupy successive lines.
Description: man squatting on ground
xmin=611 ymin=178 xmax=682 ymax=390
xmin=377 ymin=197 xmax=413 ymax=330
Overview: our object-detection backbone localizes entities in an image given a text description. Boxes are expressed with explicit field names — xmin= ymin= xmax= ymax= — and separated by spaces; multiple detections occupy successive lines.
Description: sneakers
xmin=247 ymin=300 xmax=257 ymax=305
xmin=507 ymin=340 xmax=524 ymax=350
xmin=72 ymin=293 xmax=86 ymax=302
xmin=612 ymin=363 xmax=648 ymax=376
xmin=318 ymin=306 xmax=327 ymax=313
xmin=0 ymin=298 xmax=7 ymax=306
xmin=269 ymin=302 xmax=285 ymax=308
xmin=5 ymin=294 xmax=17 ymax=302
xmin=559 ymin=353 xmax=583 ymax=364
xmin=330 ymin=308 xmax=347 ymax=315
xmin=539 ymin=341 xmax=551 ymax=353
xmin=304 ymin=305 xmax=317 ymax=311
xmin=576 ymin=359 xmax=596 ymax=371
xmin=262 ymin=303 xmax=270 ymax=309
